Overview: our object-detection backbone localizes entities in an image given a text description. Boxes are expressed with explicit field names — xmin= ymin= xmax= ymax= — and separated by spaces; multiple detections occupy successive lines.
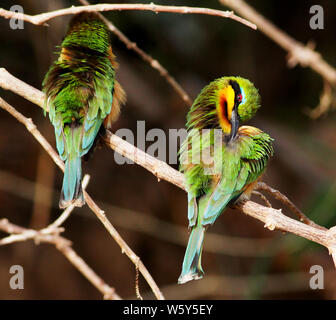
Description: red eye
xmin=237 ymin=94 xmax=242 ymax=103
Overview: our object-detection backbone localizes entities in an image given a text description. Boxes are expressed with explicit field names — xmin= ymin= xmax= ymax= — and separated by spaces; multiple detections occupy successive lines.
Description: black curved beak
xmin=229 ymin=107 xmax=239 ymax=142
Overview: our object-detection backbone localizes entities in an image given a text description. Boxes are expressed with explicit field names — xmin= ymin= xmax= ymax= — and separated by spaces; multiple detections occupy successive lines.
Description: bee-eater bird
xmin=178 ymin=77 xmax=273 ymax=284
xmin=43 ymin=12 xmax=126 ymax=209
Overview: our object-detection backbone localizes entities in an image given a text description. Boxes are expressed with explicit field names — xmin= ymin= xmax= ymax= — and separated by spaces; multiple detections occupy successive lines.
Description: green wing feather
xmin=82 ymin=72 xmax=115 ymax=151
xmin=44 ymin=55 xmax=115 ymax=154
xmin=42 ymin=12 xmax=120 ymax=209
xmin=178 ymin=127 xmax=273 ymax=284
xmin=181 ymin=127 xmax=273 ymax=228
xmin=43 ymin=53 xmax=115 ymax=208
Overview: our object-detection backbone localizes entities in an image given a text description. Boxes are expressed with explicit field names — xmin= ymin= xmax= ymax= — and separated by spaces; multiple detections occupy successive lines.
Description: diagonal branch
xmin=0 ymin=3 xmax=256 ymax=29
xmin=0 ymin=94 xmax=164 ymax=300
xmin=0 ymin=169 xmax=273 ymax=257
xmin=0 ymin=218 xmax=121 ymax=300
xmin=103 ymin=129 xmax=336 ymax=267
xmin=257 ymin=182 xmax=327 ymax=231
xmin=78 ymin=0 xmax=192 ymax=106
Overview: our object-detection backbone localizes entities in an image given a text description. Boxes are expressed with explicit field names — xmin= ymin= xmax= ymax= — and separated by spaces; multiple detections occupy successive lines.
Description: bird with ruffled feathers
xmin=43 ymin=12 xmax=126 ymax=208
xmin=178 ymin=76 xmax=273 ymax=284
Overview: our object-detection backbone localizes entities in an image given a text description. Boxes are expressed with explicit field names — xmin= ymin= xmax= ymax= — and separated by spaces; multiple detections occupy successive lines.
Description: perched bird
xmin=178 ymin=77 xmax=273 ymax=284
xmin=43 ymin=12 xmax=125 ymax=208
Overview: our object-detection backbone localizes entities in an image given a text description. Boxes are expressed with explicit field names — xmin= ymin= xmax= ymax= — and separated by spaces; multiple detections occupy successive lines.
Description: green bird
xmin=43 ymin=12 xmax=126 ymax=209
xmin=178 ymin=76 xmax=273 ymax=284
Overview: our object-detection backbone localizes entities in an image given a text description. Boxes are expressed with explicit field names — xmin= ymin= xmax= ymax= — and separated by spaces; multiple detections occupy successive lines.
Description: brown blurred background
xmin=0 ymin=0 xmax=336 ymax=299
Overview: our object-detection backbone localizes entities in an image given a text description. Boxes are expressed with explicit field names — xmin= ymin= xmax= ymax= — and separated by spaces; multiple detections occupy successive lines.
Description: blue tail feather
xmin=178 ymin=226 xmax=205 ymax=284
xmin=59 ymin=156 xmax=84 ymax=208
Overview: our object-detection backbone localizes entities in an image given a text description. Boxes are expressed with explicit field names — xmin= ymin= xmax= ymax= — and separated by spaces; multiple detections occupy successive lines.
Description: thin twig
xmin=0 ymin=173 xmax=121 ymax=299
xmin=0 ymin=219 xmax=121 ymax=300
xmin=135 ymin=257 xmax=143 ymax=300
xmin=78 ymin=0 xmax=192 ymax=106
xmin=235 ymin=200 xmax=336 ymax=267
xmin=306 ymin=80 xmax=335 ymax=119
xmin=0 ymin=95 xmax=164 ymax=300
xmin=257 ymin=182 xmax=326 ymax=231
xmin=44 ymin=174 xmax=90 ymax=232
xmin=103 ymin=130 xmax=185 ymax=190
xmin=252 ymin=190 xmax=272 ymax=208
xmin=0 ymin=4 xmax=256 ymax=29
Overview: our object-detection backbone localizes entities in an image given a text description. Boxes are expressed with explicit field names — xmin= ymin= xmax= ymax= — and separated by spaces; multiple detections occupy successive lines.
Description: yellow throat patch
xmin=217 ymin=85 xmax=235 ymax=134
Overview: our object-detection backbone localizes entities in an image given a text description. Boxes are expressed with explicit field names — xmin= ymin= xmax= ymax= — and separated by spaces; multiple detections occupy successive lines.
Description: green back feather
xmin=42 ymin=12 xmax=115 ymax=161
xmin=42 ymin=13 xmax=116 ymax=207
xmin=61 ymin=12 xmax=110 ymax=53
xmin=179 ymin=76 xmax=273 ymax=227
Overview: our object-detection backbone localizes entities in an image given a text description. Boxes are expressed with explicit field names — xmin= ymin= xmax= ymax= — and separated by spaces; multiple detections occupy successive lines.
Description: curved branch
xmin=0 ymin=3 xmax=256 ymax=29
xmin=257 ymin=182 xmax=326 ymax=231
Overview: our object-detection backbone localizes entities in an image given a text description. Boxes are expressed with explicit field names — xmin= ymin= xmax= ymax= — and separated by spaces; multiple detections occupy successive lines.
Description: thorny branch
xmin=1 ymin=68 xmax=336 ymax=270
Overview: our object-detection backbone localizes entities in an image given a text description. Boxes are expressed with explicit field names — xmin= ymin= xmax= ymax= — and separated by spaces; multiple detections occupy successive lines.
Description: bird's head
xmin=61 ymin=12 xmax=110 ymax=54
xmin=187 ymin=76 xmax=261 ymax=141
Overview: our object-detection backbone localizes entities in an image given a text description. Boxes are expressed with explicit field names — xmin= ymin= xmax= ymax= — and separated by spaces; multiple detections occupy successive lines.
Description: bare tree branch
xmin=0 ymin=169 xmax=273 ymax=257
xmin=257 ymin=182 xmax=326 ymax=231
xmin=252 ymin=190 xmax=272 ymax=208
xmin=306 ymin=80 xmax=335 ymax=119
xmin=0 ymin=217 xmax=121 ymax=300
xmin=0 ymin=3 xmax=256 ymax=29
xmin=0 ymin=95 xmax=164 ymax=300
xmin=1 ymin=68 xmax=336 ymax=270
xmin=77 ymin=0 xmax=193 ymax=106
xmin=234 ymin=201 xmax=336 ymax=266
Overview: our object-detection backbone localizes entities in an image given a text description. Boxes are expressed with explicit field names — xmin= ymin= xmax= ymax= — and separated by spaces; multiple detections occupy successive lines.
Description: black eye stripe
xmin=229 ymin=80 xmax=242 ymax=103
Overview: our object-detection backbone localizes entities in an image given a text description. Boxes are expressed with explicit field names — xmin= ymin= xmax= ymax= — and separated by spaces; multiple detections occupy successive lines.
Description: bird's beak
xmin=229 ymin=107 xmax=239 ymax=142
